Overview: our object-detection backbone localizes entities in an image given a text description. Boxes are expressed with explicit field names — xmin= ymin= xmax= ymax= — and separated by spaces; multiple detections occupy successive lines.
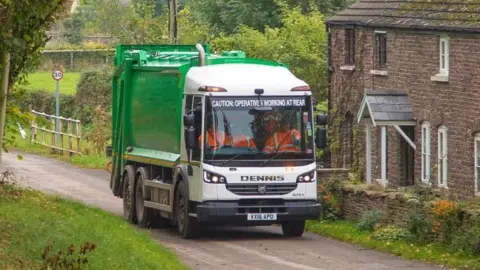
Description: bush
xmin=372 ymin=225 xmax=408 ymax=241
xmin=16 ymin=89 xmax=76 ymax=119
xmin=449 ymin=215 xmax=480 ymax=256
xmin=431 ymin=200 xmax=463 ymax=245
xmin=406 ymin=207 xmax=435 ymax=244
xmin=84 ymin=106 xmax=111 ymax=155
xmin=74 ymin=69 xmax=112 ymax=124
xmin=357 ymin=209 xmax=382 ymax=232
xmin=317 ymin=179 xmax=343 ymax=221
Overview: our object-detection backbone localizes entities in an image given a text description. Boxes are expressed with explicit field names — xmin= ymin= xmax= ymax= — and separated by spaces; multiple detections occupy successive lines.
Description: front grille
xmin=226 ymin=183 xmax=297 ymax=196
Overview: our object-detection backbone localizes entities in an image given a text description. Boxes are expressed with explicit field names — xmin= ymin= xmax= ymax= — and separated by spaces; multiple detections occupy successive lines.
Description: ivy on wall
xmin=328 ymin=28 xmax=366 ymax=181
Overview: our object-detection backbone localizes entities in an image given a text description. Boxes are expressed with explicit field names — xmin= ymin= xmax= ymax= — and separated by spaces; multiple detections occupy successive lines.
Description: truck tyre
xmin=175 ymin=181 xmax=199 ymax=239
xmin=281 ymin=220 xmax=305 ymax=237
xmin=122 ymin=165 xmax=137 ymax=224
xmin=135 ymin=167 xmax=154 ymax=228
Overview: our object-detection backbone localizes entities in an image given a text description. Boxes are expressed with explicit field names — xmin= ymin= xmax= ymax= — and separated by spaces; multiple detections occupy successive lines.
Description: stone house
xmin=325 ymin=0 xmax=480 ymax=199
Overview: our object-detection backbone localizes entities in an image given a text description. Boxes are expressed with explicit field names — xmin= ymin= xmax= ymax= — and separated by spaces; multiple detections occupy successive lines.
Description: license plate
xmin=247 ymin=213 xmax=277 ymax=221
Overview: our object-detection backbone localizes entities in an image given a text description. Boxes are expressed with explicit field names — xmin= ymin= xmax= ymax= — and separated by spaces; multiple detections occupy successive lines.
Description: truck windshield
xmin=202 ymin=96 xmax=314 ymax=166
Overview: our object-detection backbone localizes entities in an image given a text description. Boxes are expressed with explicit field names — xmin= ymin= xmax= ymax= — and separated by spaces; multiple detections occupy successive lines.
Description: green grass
xmin=306 ymin=220 xmax=480 ymax=270
xmin=13 ymin=130 xmax=108 ymax=170
xmin=23 ymin=72 xmax=81 ymax=94
xmin=0 ymin=183 xmax=187 ymax=270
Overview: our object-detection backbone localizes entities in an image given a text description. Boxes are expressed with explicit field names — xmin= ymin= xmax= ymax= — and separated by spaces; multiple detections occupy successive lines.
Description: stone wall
xmin=341 ymin=184 xmax=424 ymax=226
xmin=317 ymin=168 xmax=350 ymax=181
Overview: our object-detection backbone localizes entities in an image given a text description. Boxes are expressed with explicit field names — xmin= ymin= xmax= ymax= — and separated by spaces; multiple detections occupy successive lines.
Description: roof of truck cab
xmin=184 ymin=63 xmax=309 ymax=96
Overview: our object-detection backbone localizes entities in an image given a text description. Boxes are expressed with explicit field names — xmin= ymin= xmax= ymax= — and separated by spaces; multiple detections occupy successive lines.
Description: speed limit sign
xmin=52 ymin=70 xmax=63 ymax=81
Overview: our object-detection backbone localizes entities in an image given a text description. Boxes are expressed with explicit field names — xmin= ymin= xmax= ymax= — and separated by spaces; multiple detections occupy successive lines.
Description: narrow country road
xmin=2 ymin=151 xmax=445 ymax=270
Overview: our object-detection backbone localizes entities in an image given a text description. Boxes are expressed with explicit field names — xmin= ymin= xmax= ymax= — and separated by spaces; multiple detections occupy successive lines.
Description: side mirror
xmin=183 ymin=114 xmax=195 ymax=127
xmin=185 ymin=126 xmax=197 ymax=150
xmin=315 ymin=127 xmax=327 ymax=149
xmin=316 ymin=114 xmax=328 ymax=126
xmin=194 ymin=104 xmax=202 ymax=114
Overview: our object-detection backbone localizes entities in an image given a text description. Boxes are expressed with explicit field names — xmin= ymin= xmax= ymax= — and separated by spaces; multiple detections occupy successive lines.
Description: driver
xmin=198 ymin=116 xmax=232 ymax=150
xmin=263 ymin=118 xmax=301 ymax=153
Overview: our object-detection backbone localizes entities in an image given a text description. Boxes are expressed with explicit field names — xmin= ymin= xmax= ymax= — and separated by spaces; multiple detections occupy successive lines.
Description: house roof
xmin=357 ymin=90 xmax=416 ymax=126
xmin=327 ymin=0 xmax=480 ymax=33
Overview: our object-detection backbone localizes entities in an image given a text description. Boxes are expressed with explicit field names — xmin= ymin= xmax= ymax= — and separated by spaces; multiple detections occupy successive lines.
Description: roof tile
xmin=327 ymin=0 xmax=480 ymax=31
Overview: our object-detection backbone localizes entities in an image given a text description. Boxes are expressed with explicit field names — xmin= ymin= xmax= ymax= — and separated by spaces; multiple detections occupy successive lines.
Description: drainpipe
xmin=326 ymin=23 xmax=332 ymax=168
xmin=326 ymin=24 xmax=332 ymax=117
xmin=196 ymin=43 xmax=206 ymax=66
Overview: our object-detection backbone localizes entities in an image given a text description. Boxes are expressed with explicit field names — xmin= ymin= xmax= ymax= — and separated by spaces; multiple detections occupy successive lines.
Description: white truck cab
xmin=180 ymin=63 xmax=325 ymax=237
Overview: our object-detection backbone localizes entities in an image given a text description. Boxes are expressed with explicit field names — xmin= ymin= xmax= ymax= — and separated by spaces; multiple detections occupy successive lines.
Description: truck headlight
xmin=203 ymin=170 xmax=226 ymax=184
xmin=297 ymin=170 xmax=316 ymax=183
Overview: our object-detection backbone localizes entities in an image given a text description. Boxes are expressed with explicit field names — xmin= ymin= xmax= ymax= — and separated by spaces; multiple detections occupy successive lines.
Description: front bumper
xmin=195 ymin=199 xmax=321 ymax=224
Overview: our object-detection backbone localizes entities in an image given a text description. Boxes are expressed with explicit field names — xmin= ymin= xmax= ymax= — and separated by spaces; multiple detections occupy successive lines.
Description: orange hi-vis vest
xmin=231 ymin=135 xmax=256 ymax=149
xmin=263 ymin=130 xmax=301 ymax=153
xmin=199 ymin=129 xmax=232 ymax=150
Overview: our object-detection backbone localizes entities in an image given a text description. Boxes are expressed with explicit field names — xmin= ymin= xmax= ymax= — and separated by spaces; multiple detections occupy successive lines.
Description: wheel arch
xmin=172 ymin=164 xmax=190 ymax=216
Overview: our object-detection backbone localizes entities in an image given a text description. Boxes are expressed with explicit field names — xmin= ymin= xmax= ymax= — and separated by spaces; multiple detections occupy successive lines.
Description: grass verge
xmin=12 ymin=132 xmax=108 ymax=170
xmin=23 ymin=72 xmax=81 ymax=94
xmin=306 ymin=220 xmax=480 ymax=270
xmin=0 ymin=182 xmax=186 ymax=270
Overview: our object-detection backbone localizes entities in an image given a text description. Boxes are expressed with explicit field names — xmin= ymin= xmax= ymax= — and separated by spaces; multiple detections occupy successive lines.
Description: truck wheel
xmin=175 ymin=181 xmax=199 ymax=239
xmin=122 ymin=165 xmax=137 ymax=224
xmin=135 ymin=167 xmax=154 ymax=228
xmin=281 ymin=220 xmax=305 ymax=237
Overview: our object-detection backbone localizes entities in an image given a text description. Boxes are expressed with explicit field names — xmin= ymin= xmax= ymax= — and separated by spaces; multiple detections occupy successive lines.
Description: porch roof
xmin=357 ymin=90 xmax=416 ymax=126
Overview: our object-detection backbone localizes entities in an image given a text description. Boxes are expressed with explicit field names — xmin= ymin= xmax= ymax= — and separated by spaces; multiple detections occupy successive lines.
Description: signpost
xmin=52 ymin=70 xmax=63 ymax=143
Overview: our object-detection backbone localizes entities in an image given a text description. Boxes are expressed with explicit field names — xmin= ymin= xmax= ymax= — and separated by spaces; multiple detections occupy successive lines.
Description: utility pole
xmin=168 ymin=0 xmax=178 ymax=44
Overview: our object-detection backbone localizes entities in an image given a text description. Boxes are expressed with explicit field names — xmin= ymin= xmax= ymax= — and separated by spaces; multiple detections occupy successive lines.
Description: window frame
xmin=375 ymin=32 xmax=387 ymax=69
xmin=437 ymin=125 xmax=448 ymax=187
xmin=475 ymin=134 xmax=480 ymax=195
xmin=344 ymin=28 xmax=356 ymax=65
xmin=439 ymin=36 xmax=450 ymax=75
xmin=421 ymin=122 xmax=431 ymax=183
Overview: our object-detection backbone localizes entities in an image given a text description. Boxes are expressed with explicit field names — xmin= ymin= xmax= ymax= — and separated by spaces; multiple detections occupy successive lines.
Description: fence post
xmin=29 ymin=105 xmax=35 ymax=143
xmin=50 ymin=117 xmax=56 ymax=154
xmin=59 ymin=118 xmax=64 ymax=155
xmin=70 ymin=51 xmax=74 ymax=71
xmin=76 ymin=121 xmax=82 ymax=154
xmin=68 ymin=119 xmax=73 ymax=157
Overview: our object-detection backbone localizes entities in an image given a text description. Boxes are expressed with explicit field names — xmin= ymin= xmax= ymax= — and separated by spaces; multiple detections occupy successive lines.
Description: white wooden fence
xmin=30 ymin=110 xmax=82 ymax=156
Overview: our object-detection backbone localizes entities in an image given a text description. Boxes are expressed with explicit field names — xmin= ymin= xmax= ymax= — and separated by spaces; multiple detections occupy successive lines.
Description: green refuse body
xmin=107 ymin=43 xmax=327 ymax=239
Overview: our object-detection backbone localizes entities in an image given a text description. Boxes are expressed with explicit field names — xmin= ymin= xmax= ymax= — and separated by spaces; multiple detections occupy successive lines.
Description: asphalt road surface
xmin=2 ymin=151 xmax=445 ymax=270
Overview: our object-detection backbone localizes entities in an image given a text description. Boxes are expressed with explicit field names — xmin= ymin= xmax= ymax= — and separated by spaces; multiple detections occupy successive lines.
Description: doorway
xmin=400 ymin=126 xmax=415 ymax=186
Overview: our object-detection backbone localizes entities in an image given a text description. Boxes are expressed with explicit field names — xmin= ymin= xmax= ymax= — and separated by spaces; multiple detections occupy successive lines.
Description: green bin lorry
xmin=107 ymin=43 xmax=328 ymax=239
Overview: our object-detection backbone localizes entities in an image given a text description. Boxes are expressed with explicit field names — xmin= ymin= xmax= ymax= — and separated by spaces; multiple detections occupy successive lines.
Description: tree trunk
xmin=0 ymin=50 xmax=11 ymax=163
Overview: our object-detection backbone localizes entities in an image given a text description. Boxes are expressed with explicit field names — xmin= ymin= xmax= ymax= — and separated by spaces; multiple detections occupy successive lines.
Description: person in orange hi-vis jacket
xmin=230 ymin=134 xmax=257 ymax=149
xmin=263 ymin=118 xmax=301 ymax=153
xmin=198 ymin=117 xmax=232 ymax=150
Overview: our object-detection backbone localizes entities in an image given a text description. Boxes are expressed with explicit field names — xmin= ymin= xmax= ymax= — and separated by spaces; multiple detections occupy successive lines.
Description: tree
xmin=94 ymin=0 xmax=167 ymax=44
xmin=211 ymin=5 xmax=327 ymax=100
xmin=189 ymin=0 xmax=355 ymax=36
xmin=0 ymin=0 xmax=72 ymax=160
xmin=285 ymin=0 xmax=356 ymax=15
xmin=190 ymin=0 xmax=283 ymax=35
xmin=62 ymin=12 xmax=86 ymax=45
xmin=177 ymin=5 xmax=209 ymax=44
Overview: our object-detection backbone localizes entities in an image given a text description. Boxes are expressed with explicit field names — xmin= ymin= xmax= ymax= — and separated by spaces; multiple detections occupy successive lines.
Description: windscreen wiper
xmin=221 ymin=152 xmax=246 ymax=166
xmin=260 ymin=152 xmax=287 ymax=167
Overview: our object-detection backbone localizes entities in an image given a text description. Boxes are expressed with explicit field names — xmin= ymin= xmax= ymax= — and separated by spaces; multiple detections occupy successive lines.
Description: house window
xmin=475 ymin=134 xmax=480 ymax=195
xmin=437 ymin=126 xmax=448 ymax=187
xmin=421 ymin=122 xmax=431 ymax=183
xmin=375 ymin=32 xmax=387 ymax=69
xmin=344 ymin=28 xmax=355 ymax=65
xmin=439 ymin=37 xmax=449 ymax=75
